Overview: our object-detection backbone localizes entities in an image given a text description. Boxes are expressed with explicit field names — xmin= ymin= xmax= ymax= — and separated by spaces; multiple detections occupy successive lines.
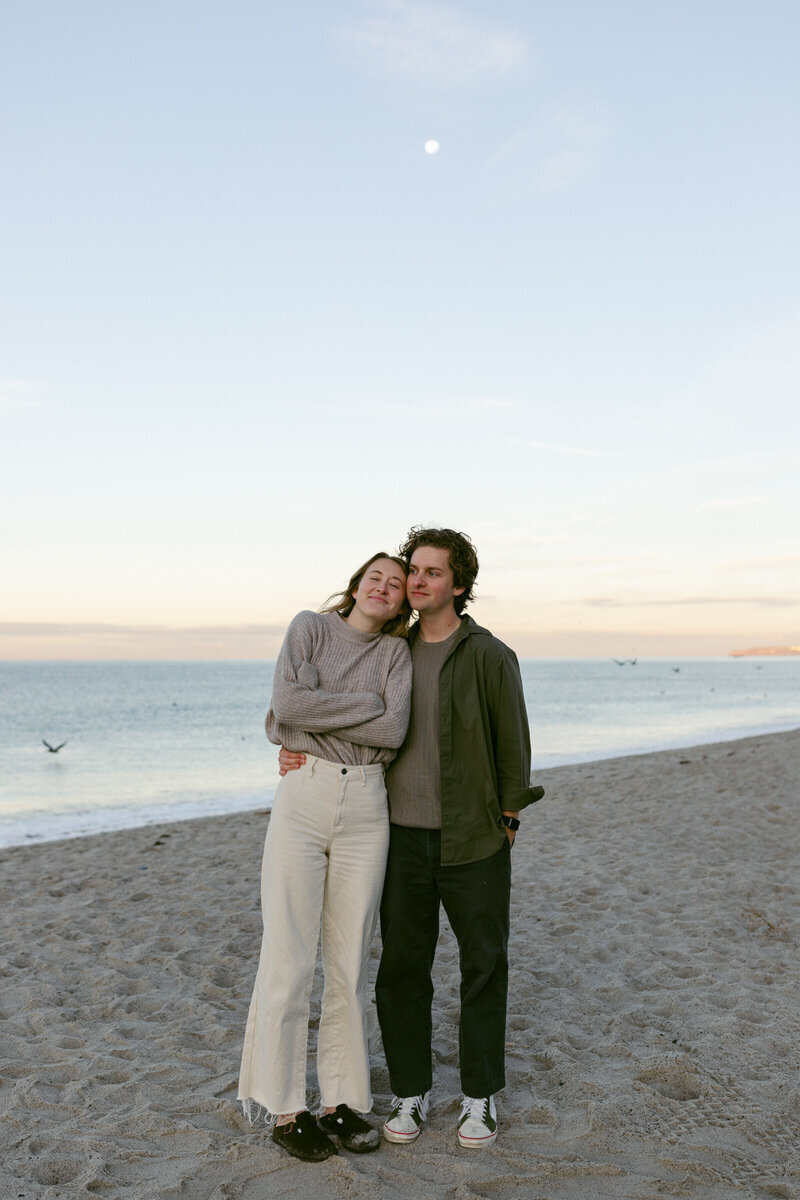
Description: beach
xmin=2 ymin=728 xmax=799 ymax=1200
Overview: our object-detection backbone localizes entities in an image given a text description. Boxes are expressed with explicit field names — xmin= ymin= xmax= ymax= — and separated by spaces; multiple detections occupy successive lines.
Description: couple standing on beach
xmin=238 ymin=526 xmax=543 ymax=1162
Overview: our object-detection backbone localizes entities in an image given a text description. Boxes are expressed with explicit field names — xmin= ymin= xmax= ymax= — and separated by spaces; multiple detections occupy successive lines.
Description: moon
xmin=424 ymin=139 xmax=440 ymax=155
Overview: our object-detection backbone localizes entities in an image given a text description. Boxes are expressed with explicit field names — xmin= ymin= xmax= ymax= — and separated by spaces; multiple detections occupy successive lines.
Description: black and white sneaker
xmin=457 ymin=1095 xmax=497 ymax=1147
xmin=383 ymin=1092 xmax=430 ymax=1143
xmin=317 ymin=1105 xmax=380 ymax=1153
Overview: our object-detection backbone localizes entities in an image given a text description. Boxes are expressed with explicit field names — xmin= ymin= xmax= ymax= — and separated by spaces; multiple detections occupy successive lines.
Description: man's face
xmin=407 ymin=546 xmax=465 ymax=616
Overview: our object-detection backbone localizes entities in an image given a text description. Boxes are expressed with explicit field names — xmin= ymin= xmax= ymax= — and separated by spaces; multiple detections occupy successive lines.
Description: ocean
xmin=1 ymin=657 xmax=797 ymax=849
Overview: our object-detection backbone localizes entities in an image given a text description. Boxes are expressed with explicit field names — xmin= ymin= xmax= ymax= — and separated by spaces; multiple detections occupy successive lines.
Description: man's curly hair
xmin=398 ymin=527 xmax=479 ymax=616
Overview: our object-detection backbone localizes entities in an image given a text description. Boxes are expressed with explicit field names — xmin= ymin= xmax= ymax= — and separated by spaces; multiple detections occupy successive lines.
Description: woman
xmin=238 ymin=553 xmax=412 ymax=1162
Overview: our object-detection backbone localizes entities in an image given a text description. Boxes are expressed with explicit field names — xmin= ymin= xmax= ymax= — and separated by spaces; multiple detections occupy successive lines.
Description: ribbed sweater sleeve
xmin=265 ymin=611 xmax=412 ymax=766
xmin=270 ymin=611 xmax=385 ymax=732
xmin=333 ymin=641 xmax=411 ymax=749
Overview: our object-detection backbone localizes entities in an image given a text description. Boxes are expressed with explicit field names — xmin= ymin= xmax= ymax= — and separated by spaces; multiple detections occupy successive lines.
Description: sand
xmin=2 ymin=729 xmax=799 ymax=1200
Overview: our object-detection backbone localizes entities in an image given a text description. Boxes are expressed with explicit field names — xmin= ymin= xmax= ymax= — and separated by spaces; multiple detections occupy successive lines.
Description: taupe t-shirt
xmin=385 ymin=626 xmax=461 ymax=828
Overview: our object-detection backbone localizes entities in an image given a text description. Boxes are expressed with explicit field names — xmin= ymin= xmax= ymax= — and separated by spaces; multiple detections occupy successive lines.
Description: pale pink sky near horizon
xmin=0 ymin=616 xmax=795 ymax=661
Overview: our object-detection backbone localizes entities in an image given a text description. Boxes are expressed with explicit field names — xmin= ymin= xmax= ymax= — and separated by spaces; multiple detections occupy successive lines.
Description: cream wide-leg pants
xmin=238 ymin=755 xmax=390 ymax=1118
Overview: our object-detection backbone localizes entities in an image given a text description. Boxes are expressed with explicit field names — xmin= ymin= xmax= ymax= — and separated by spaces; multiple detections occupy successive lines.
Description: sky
xmin=2 ymin=0 xmax=799 ymax=659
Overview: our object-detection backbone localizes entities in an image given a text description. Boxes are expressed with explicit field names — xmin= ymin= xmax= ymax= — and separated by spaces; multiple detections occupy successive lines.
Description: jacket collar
xmin=408 ymin=613 xmax=492 ymax=650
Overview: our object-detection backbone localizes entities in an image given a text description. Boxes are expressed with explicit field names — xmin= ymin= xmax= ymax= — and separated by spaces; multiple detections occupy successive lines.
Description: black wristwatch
xmin=501 ymin=814 xmax=520 ymax=831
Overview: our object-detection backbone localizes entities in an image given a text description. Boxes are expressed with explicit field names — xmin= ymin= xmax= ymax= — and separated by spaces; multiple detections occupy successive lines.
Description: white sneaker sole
xmin=383 ymin=1123 xmax=422 ymax=1144
xmin=457 ymin=1128 xmax=498 ymax=1148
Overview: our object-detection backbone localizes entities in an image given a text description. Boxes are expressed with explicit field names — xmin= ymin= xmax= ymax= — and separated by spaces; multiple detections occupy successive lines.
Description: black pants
xmin=375 ymin=825 xmax=511 ymax=1099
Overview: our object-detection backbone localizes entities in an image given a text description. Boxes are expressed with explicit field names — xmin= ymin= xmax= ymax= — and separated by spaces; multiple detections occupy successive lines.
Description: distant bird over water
xmin=612 ymin=658 xmax=638 ymax=666
xmin=42 ymin=739 xmax=68 ymax=753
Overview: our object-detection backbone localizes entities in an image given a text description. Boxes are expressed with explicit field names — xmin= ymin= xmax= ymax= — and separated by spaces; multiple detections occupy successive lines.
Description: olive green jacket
xmin=407 ymin=616 xmax=543 ymax=866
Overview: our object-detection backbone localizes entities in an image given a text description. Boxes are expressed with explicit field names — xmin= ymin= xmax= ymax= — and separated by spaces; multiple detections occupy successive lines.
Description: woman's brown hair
xmin=320 ymin=552 xmax=411 ymax=637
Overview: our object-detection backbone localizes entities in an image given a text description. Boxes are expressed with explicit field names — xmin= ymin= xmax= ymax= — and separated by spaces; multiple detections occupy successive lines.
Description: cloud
xmin=498 ymin=532 xmax=573 ymax=549
xmin=611 ymin=452 xmax=798 ymax=501
xmin=483 ymin=555 xmax=667 ymax=577
xmin=472 ymin=396 xmax=520 ymax=411
xmin=0 ymin=622 xmax=290 ymax=660
xmin=490 ymin=628 xmax=758 ymax=657
xmin=716 ymin=555 xmax=800 ymax=572
xmin=469 ymin=529 xmax=578 ymax=560
xmin=0 ymin=622 xmax=287 ymax=637
xmin=697 ymin=496 xmax=769 ymax=510
xmin=541 ymin=556 xmax=658 ymax=569
xmin=302 ymin=395 xmax=519 ymax=420
xmin=489 ymin=101 xmax=609 ymax=193
xmin=583 ymin=596 xmax=799 ymax=609
xmin=338 ymin=0 xmax=529 ymax=87
xmin=509 ymin=437 xmax=620 ymax=459
xmin=0 ymin=379 xmax=45 ymax=414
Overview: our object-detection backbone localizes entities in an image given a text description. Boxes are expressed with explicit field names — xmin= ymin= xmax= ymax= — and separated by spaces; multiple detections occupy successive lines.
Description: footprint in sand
xmin=637 ymin=1060 xmax=702 ymax=1101
xmin=33 ymin=1154 xmax=84 ymax=1186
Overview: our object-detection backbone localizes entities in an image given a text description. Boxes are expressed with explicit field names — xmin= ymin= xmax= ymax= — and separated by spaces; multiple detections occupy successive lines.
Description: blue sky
xmin=2 ymin=0 xmax=799 ymax=658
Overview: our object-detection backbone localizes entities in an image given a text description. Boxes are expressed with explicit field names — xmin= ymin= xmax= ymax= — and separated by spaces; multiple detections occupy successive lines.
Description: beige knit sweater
xmin=265 ymin=610 xmax=412 ymax=766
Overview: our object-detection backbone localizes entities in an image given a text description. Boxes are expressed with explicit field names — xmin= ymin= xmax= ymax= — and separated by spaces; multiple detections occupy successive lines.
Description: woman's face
xmin=351 ymin=557 xmax=407 ymax=626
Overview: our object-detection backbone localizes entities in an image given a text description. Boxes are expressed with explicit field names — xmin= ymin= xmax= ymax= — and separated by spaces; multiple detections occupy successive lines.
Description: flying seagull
xmin=42 ymin=739 xmax=68 ymax=753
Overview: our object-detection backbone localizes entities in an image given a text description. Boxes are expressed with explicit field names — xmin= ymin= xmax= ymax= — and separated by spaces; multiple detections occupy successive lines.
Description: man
xmin=279 ymin=526 xmax=542 ymax=1148
xmin=375 ymin=527 xmax=542 ymax=1149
